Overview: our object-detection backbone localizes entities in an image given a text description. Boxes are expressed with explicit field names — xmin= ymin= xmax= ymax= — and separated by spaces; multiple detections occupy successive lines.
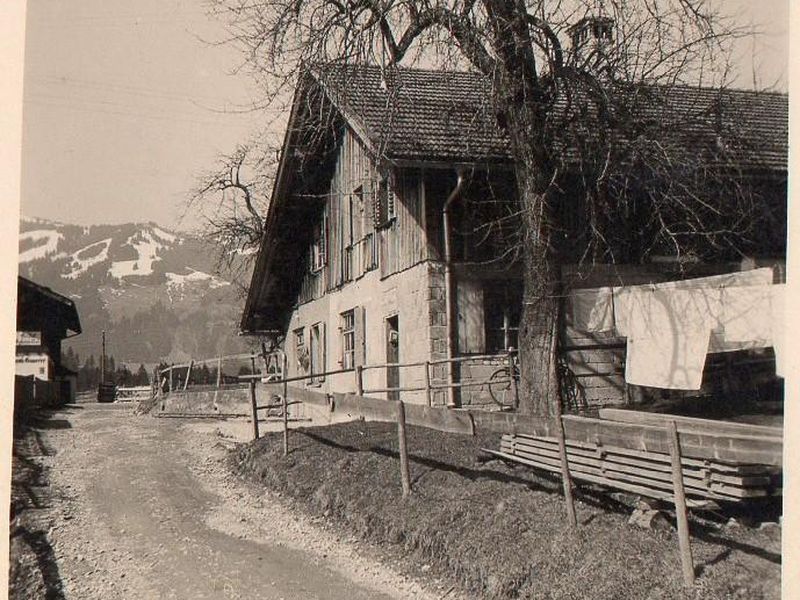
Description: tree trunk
xmin=502 ymin=94 xmax=562 ymax=416
xmin=515 ymin=163 xmax=561 ymax=416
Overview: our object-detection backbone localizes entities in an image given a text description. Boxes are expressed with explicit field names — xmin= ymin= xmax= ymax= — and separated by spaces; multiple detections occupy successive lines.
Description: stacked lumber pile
xmin=490 ymin=409 xmax=781 ymax=506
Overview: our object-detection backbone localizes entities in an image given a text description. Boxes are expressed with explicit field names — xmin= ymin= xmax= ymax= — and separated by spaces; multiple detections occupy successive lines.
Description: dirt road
xmin=22 ymin=403 xmax=452 ymax=599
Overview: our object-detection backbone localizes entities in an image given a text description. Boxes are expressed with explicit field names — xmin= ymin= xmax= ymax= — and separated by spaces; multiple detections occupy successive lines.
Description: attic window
xmin=373 ymin=178 xmax=395 ymax=228
xmin=311 ymin=213 xmax=327 ymax=272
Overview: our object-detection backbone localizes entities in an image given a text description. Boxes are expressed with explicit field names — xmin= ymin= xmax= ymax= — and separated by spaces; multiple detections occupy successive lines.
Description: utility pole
xmin=100 ymin=330 xmax=106 ymax=385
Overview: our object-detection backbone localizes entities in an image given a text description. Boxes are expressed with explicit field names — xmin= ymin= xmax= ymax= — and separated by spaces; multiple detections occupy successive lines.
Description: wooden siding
xmin=379 ymin=171 xmax=427 ymax=278
xmin=296 ymin=127 xmax=429 ymax=305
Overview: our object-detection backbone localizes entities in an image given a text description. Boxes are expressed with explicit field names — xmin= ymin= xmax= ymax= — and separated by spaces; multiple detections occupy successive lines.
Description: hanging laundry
xmin=612 ymin=286 xmax=642 ymax=338
xmin=566 ymin=287 xmax=614 ymax=333
xmin=622 ymin=288 xmax=716 ymax=390
xmin=719 ymin=285 xmax=772 ymax=345
xmin=651 ymin=267 xmax=774 ymax=290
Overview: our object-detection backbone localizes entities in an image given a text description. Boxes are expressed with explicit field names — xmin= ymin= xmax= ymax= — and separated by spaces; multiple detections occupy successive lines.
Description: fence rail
xmin=165 ymin=348 xmax=520 ymax=409
xmin=156 ymin=348 xmax=782 ymax=588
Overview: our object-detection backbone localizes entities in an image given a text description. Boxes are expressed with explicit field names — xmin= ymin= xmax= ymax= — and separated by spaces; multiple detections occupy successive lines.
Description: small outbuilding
xmin=15 ymin=276 xmax=82 ymax=408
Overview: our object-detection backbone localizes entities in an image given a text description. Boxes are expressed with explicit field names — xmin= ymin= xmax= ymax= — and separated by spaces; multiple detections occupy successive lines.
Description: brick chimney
xmin=567 ymin=15 xmax=615 ymax=71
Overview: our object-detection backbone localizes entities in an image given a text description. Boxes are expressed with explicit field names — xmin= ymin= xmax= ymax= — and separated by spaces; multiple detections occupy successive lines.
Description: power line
xmin=28 ymin=74 xmax=257 ymax=108
xmin=25 ymin=97 xmax=249 ymax=127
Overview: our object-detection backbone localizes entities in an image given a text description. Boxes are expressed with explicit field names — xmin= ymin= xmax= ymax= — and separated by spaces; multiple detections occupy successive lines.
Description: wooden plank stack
xmin=492 ymin=410 xmax=782 ymax=505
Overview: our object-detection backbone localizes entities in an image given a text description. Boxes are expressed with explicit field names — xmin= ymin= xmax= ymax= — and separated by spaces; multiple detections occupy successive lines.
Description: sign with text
xmin=16 ymin=331 xmax=42 ymax=346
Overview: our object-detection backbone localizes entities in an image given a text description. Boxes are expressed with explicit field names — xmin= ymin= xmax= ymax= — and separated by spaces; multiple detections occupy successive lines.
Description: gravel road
xmin=28 ymin=403 xmax=455 ymax=599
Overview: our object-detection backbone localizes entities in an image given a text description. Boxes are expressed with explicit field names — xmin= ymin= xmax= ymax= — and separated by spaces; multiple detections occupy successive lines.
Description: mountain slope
xmin=18 ymin=216 xmax=255 ymax=366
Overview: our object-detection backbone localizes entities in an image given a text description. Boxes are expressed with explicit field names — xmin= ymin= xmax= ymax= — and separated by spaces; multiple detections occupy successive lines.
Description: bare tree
xmin=206 ymin=0 xmax=782 ymax=414
xmin=187 ymin=141 xmax=277 ymax=286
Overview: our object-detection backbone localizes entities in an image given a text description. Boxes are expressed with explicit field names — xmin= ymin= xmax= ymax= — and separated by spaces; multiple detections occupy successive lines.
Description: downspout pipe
xmin=442 ymin=169 xmax=469 ymax=408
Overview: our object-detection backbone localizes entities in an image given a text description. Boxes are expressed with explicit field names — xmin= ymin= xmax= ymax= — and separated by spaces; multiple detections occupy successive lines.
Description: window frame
xmin=309 ymin=321 xmax=326 ymax=384
xmin=310 ymin=212 xmax=327 ymax=273
xmin=373 ymin=177 xmax=396 ymax=229
xmin=340 ymin=309 xmax=356 ymax=370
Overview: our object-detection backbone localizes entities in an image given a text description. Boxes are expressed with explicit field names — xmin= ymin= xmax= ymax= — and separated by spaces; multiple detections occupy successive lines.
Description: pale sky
xmin=20 ymin=0 xmax=789 ymax=231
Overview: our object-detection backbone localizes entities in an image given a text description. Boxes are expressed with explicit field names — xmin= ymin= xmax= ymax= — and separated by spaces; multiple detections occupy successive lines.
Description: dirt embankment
xmin=231 ymin=421 xmax=782 ymax=600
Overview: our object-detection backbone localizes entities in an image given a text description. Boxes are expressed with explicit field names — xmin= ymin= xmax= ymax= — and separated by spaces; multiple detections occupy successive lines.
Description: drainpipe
xmin=442 ymin=169 xmax=469 ymax=408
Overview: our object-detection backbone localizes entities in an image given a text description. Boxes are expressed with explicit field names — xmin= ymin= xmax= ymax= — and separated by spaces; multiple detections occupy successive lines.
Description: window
xmin=353 ymin=185 xmax=378 ymax=273
xmin=311 ymin=214 xmax=327 ymax=272
xmin=309 ymin=322 xmax=326 ymax=383
xmin=373 ymin=178 xmax=395 ymax=228
xmin=294 ymin=327 xmax=309 ymax=372
xmin=340 ymin=310 xmax=355 ymax=370
xmin=484 ymin=282 xmax=523 ymax=353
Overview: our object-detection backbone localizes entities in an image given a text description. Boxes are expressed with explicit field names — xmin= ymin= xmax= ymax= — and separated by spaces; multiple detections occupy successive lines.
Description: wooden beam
xmin=598 ymin=408 xmax=782 ymax=439
xmin=249 ymin=380 xmax=260 ymax=441
xmin=667 ymin=421 xmax=695 ymax=586
xmin=556 ymin=415 xmax=577 ymax=527
xmin=397 ymin=400 xmax=412 ymax=497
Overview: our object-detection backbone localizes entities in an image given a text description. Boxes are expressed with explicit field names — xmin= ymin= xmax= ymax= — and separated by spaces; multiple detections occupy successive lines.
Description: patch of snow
xmin=65 ymin=238 xmax=112 ymax=279
xmin=20 ymin=215 xmax=60 ymax=227
xmin=166 ymin=268 xmax=229 ymax=289
xmin=19 ymin=229 xmax=64 ymax=263
xmin=150 ymin=226 xmax=178 ymax=244
xmin=229 ymin=246 xmax=258 ymax=257
xmin=109 ymin=230 xmax=165 ymax=279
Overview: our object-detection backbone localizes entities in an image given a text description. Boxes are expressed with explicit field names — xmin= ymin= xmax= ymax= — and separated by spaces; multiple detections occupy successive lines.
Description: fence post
xmin=249 ymin=380 xmax=260 ymax=441
xmin=508 ymin=349 xmax=519 ymax=409
xmin=216 ymin=356 xmax=222 ymax=388
xmin=355 ymin=365 xmax=364 ymax=396
xmin=555 ymin=415 xmax=578 ymax=527
xmin=282 ymin=353 xmax=289 ymax=456
xmin=666 ymin=420 xmax=695 ymax=586
xmin=168 ymin=365 xmax=173 ymax=394
xmin=183 ymin=360 xmax=193 ymax=391
xmin=250 ymin=353 xmax=257 ymax=377
xmin=396 ymin=400 xmax=412 ymax=497
xmin=424 ymin=361 xmax=432 ymax=406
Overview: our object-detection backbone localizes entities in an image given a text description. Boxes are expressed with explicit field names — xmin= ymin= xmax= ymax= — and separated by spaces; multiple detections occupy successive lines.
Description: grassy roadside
xmin=229 ymin=421 xmax=781 ymax=599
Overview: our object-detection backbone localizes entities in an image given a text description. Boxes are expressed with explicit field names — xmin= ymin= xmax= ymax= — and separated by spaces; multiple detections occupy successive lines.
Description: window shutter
xmin=373 ymin=179 xmax=394 ymax=228
xmin=354 ymin=306 xmax=366 ymax=367
xmin=319 ymin=322 xmax=327 ymax=382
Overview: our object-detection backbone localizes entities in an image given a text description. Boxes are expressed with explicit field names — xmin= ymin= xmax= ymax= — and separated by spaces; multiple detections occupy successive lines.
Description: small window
xmin=309 ymin=322 xmax=326 ymax=383
xmin=294 ymin=327 xmax=309 ymax=372
xmin=484 ymin=282 xmax=522 ymax=353
xmin=340 ymin=310 xmax=356 ymax=370
xmin=373 ymin=178 xmax=395 ymax=228
xmin=311 ymin=214 xmax=327 ymax=272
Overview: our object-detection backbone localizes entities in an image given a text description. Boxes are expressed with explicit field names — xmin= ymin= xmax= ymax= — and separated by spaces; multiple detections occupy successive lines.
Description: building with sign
xmin=15 ymin=276 xmax=82 ymax=406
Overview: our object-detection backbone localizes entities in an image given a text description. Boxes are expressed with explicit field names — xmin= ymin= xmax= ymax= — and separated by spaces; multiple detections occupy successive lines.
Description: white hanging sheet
xmin=621 ymin=288 xmax=716 ymax=389
xmin=610 ymin=267 xmax=777 ymax=389
xmin=565 ymin=287 xmax=614 ymax=333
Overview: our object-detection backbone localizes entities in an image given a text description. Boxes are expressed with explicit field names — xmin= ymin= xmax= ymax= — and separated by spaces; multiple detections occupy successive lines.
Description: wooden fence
xmin=238 ymin=370 xmax=781 ymax=587
xmin=159 ymin=349 xmax=781 ymax=587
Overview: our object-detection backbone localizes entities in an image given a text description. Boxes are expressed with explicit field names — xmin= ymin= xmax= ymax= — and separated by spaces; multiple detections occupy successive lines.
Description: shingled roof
xmin=312 ymin=65 xmax=511 ymax=164
xmin=240 ymin=65 xmax=788 ymax=333
xmin=310 ymin=64 xmax=788 ymax=171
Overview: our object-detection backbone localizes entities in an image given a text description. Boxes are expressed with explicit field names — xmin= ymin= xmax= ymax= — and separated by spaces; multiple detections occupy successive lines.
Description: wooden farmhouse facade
xmin=241 ymin=65 xmax=788 ymax=407
xmin=16 ymin=276 xmax=82 ymax=407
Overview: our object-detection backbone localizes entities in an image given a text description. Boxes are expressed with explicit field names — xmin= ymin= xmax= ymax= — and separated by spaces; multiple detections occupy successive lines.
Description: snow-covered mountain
xmin=18 ymin=216 xmax=255 ymax=366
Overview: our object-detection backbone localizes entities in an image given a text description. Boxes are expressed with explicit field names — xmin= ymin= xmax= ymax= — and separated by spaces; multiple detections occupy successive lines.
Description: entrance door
xmin=386 ymin=315 xmax=400 ymax=401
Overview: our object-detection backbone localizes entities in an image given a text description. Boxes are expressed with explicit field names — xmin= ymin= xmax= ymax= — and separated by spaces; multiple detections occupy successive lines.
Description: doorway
xmin=385 ymin=315 xmax=400 ymax=401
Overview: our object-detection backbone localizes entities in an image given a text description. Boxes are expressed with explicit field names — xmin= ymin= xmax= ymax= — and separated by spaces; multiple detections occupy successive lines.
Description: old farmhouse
xmin=15 ymin=276 xmax=82 ymax=408
xmin=241 ymin=61 xmax=787 ymax=408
